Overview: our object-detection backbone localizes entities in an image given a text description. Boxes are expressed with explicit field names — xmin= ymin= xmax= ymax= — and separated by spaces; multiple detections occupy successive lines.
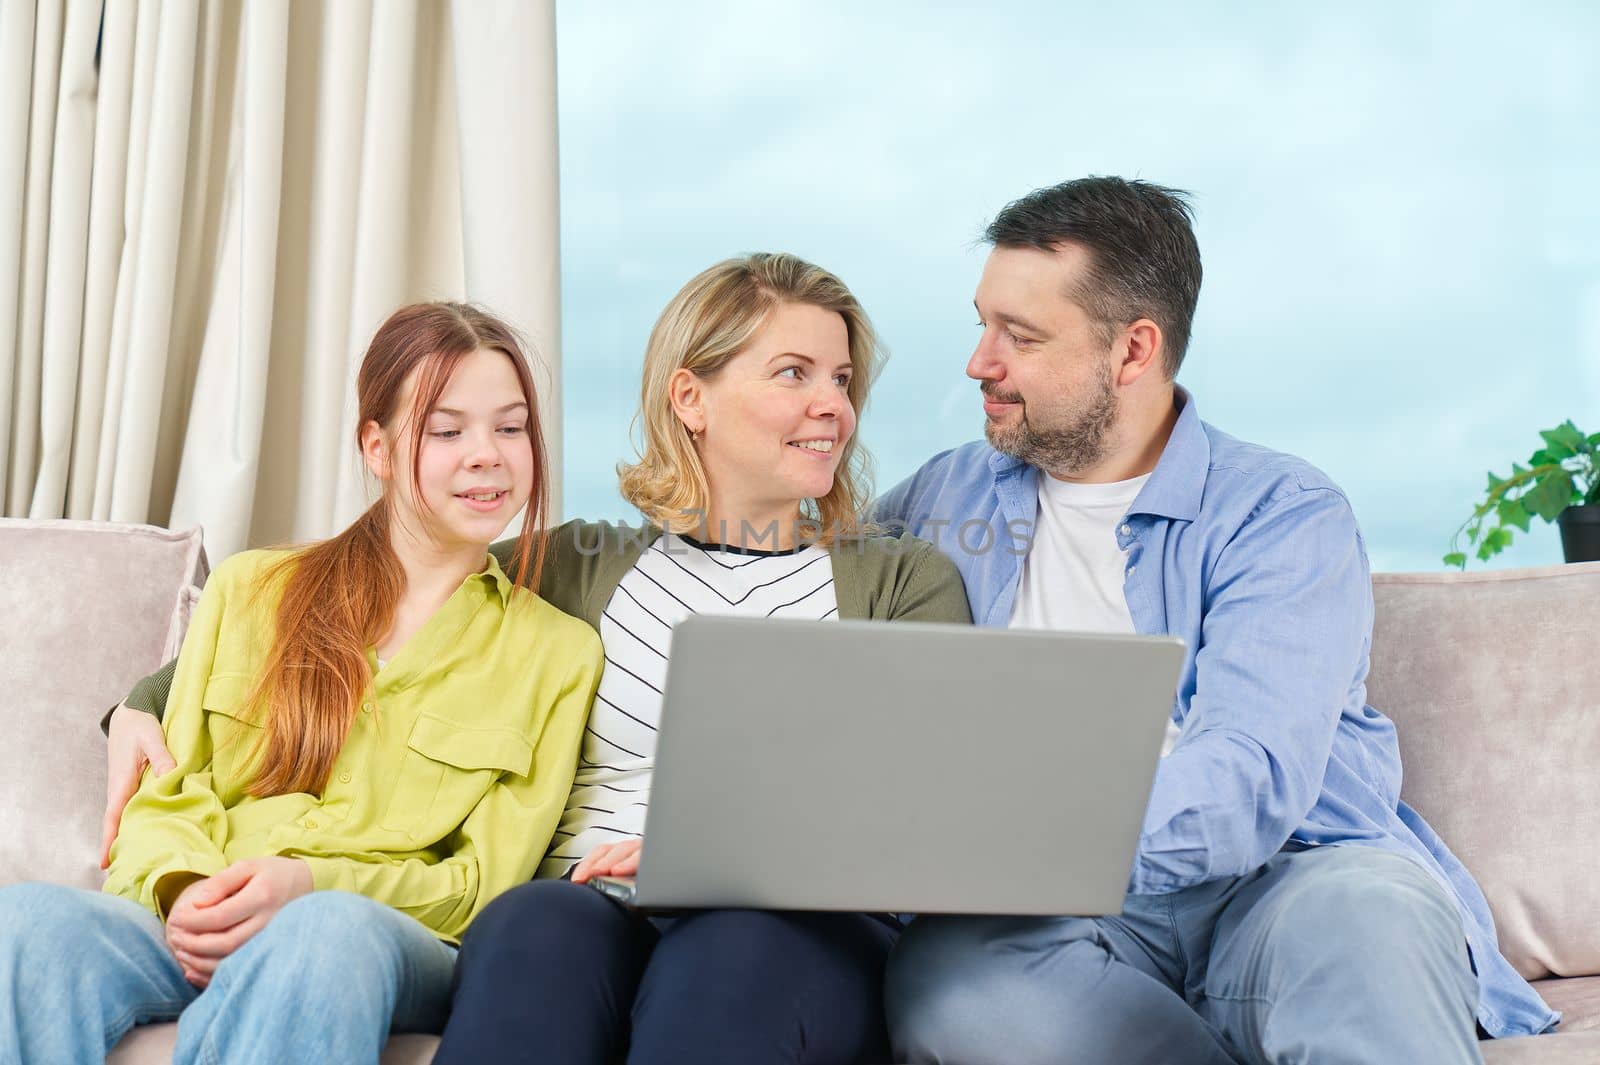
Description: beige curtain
xmin=0 ymin=0 xmax=562 ymax=560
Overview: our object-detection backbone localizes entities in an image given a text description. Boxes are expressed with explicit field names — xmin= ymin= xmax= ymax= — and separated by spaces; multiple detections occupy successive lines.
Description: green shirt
xmin=104 ymin=548 xmax=603 ymax=945
xmin=533 ymin=519 xmax=974 ymax=629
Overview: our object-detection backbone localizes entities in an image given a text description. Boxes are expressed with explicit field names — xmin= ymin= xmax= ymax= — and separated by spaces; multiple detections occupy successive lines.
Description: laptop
xmin=591 ymin=615 xmax=1185 ymax=916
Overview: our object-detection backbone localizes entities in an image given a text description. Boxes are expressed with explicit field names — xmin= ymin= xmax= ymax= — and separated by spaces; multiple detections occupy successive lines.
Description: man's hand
xmin=571 ymin=838 xmax=643 ymax=884
xmin=101 ymin=704 xmax=177 ymax=868
xmin=165 ymin=858 xmax=314 ymax=987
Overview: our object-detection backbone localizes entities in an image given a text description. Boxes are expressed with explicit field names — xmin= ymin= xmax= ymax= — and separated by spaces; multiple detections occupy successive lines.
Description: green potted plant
xmin=1444 ymin=420 xmax=1600 ymax=568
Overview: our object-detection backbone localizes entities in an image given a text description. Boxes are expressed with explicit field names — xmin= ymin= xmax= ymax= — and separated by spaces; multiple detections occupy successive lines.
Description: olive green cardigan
xmin=118 ymin=520 xmax=971 ymax=722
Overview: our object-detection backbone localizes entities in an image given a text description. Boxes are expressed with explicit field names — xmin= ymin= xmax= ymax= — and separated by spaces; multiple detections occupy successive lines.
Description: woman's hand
xmin=570 ymin=838 xmax=643 ymax=883
xmin=100 ymin=704 xmax=177 ymax=868
xmin=165 ymin=857 xmax=314 ymax=987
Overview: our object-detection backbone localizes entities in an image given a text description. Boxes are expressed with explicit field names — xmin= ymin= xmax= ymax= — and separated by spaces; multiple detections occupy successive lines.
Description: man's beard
xmin=983 ymin=357 xmax=1118 ymax=476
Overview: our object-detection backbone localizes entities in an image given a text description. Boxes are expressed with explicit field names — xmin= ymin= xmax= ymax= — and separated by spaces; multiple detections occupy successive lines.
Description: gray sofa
xmin=1 ymin=517 xmax=1596 ymax=1063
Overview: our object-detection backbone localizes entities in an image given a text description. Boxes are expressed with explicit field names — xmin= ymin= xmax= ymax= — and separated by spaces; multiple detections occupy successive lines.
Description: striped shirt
xmin=539 ymin=533 xmax=838 ymax=876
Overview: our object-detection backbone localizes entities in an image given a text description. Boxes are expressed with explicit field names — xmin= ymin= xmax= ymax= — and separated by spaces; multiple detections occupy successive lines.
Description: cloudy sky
xmin=553 ymin=2 xmax=1600 ymax=571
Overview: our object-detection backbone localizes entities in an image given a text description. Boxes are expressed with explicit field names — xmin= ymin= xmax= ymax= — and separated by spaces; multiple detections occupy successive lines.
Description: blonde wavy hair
xmin=618 ymin=253 xmax=885 ymax=545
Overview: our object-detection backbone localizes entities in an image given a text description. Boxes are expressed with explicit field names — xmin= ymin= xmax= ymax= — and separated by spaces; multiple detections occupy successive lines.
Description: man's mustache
xmin=981 ymin=383 xmax=1024 ymax=405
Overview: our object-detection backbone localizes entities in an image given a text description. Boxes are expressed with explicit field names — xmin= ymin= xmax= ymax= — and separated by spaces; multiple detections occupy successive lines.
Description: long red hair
xmin=243 ymin=303 xmax=550 ymax=797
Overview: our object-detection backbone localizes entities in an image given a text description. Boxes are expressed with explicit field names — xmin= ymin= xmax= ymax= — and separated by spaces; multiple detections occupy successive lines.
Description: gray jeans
xmin=886 ymin=844 xmax=1482 ymax=1065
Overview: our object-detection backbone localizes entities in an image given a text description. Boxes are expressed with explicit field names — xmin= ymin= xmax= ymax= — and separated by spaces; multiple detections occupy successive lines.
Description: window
xmin=557 ymin=3 xmax=1599 ymax=569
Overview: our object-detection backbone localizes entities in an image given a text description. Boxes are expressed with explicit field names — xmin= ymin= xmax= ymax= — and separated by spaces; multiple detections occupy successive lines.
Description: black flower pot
xmin=1557 ymin=504 xmax=1600 ymax=563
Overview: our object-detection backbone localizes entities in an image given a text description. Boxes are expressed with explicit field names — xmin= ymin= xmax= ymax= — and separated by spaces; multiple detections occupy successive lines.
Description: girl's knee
xmin=268 ymin=890 xmax=388 ymax=945
xmin=0 ymin=883 xmax=76 ymax=963
xmin=0 ymin=883 xmax=135 ymax=947
xmin=227 ymin=891 xmax=407 ymax=989
xmin=0 ymin=882 xmax=64 ymax=931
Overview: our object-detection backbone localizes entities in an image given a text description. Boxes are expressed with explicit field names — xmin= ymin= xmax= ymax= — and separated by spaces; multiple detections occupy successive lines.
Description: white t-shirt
xmin=1009 ymin=470 xmax=1182 ymax=755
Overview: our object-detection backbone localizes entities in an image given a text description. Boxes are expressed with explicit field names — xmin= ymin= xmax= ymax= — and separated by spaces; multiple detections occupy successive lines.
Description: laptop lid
xmin=633 ymin=616 xmax=1185 ymax=915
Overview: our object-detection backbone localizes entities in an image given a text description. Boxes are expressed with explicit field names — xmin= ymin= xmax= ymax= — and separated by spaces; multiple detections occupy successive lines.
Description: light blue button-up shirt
xmin=874 ymin=388 xmax=1556 ymax=1038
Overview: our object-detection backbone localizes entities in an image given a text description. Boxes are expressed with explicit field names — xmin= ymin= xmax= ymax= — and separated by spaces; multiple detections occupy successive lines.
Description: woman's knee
xmin=458 ymin=879 xmax=635 ymax=976
xmin=631 ymin=911 xmax=895 ymax=1065
xmin=469 ymin=878 xmax=613 ymax=938
xmin=438 ymin=880 xmax=650 ymax=1065
xmin=653 ymin=910 xmax=808 ymax=981
xmin=650 ymin=910 xmax=893 ymax=998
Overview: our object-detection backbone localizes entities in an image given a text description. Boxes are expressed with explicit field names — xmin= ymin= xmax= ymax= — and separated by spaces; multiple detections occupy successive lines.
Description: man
xmin=874 ymin=177 xmax=1555 ymax=1064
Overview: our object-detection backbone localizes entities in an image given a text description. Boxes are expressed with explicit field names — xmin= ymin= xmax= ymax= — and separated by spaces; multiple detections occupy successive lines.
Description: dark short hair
xmin=985 ymin=177 xmax=1202 ymax=376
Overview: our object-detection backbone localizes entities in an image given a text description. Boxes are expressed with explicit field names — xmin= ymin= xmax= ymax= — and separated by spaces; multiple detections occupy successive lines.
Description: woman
xmin=5 ymin=304 xmax=601 ymax=1064
xmin=438 ymin=253 xmax=971 ymax=1065
xmin=107 ymin=254 xmax=971 ymax=1063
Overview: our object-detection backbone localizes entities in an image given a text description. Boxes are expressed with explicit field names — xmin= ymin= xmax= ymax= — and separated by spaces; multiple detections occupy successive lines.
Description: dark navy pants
xmin=433 ymin=879 xmax=900 ymax=1065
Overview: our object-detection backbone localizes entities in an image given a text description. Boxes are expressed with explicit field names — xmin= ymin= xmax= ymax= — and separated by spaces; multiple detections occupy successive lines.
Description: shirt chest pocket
xmin=382 ymin=713 xmax=535 ymax=840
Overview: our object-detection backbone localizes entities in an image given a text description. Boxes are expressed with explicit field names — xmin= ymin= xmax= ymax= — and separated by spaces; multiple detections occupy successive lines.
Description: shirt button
xmin=339 ymin=772 xmax=352 ymax=783
xmin=1126 ymin=565 xmax=1137 ymax=577
xmin=1119 ymin=524 xmax=1132 ymax=537
xmin=304 ymin=818 xmax=318 ymax=829
xmin=362 ymin=701 xmax=373 ymax=713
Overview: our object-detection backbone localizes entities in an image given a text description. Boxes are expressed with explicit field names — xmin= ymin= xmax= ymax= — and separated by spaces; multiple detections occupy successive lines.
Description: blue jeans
xmin=0 ymin=883 xmax=457 ymax=1065
xmin=434 ymin=878 xmax=900 ymax=1064
xmin=886 ymin=845 xmax=1483 ymax=1065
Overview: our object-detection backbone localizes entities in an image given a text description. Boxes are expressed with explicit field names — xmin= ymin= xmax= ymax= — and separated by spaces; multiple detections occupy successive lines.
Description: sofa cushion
xmin=1482 ymin=1031 xmax=1600 ymax=1064
xmin=1537 ymin=976 xmax=1600 ymax=1035
xmin=1475 ymin=979 xmax=1600 ymax=1064
xmin=1369 ymin=562 xmax=1600 ymax=981
xmin=0 ymin=519 xmax=207 ymax=890
xmin=108 ymin=1023 xmax=438 ymax=1063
